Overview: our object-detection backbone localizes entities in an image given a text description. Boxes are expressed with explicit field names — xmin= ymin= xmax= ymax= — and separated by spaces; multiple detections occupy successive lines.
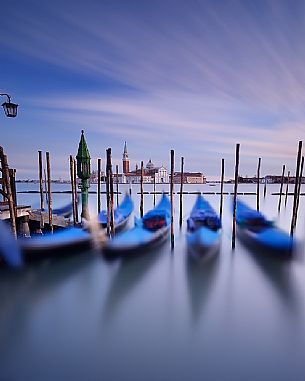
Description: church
xmin=113 ymin=142 xmax=205 ymax=184
xmin=121 ymin=142 xmax=169 ymax=183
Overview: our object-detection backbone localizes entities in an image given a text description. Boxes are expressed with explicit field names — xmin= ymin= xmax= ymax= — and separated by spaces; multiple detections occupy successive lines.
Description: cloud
xmin=2 ymin=0 xmax=305 ymax=109
xmin=21 ymin=90 xmax=304 ymax=177
xmin=1 ymin=0 xmax=305 ymax=177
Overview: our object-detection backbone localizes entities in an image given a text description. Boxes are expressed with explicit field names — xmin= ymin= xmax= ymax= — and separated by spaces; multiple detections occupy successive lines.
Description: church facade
xmin=119 ymin=142 xmax=204 ymax=184
xmin=121 ymin=144 xmax=169 ymax=183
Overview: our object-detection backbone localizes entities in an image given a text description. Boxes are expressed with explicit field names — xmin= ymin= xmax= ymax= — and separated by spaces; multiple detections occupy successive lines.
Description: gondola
xmin=40 ymin=195 xmax=80 ymax=218
xmin=20 ymin=227 xmax=92 ymax=260
xmin=0 ymin=220 xmax=23 ymax=268
xmin=103 ymin=193 xmax=171 ymax=258
xmin=52 ymin=198 xmax=78 ymax=218
xmin=186 ymin=195 xmax=221 ymax=260
xmin=235 ymin=199 xmax=293 ymax=256
xmin=0 ymin=221 xmax=93 ymax=266
xmin=98 ymin=193 xmax=134 ymax=232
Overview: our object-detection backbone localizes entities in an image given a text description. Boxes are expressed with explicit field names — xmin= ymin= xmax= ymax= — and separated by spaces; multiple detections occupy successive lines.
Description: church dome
xmin=146 ymin=159 xmax=154 ymax=170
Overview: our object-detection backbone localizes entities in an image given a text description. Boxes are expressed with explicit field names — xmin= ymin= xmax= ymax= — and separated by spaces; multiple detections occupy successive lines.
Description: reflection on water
xmin=186 ymin=253 xmax=220 ymax=324
xmin=245 ymin=250 xmax=299 ymax=313
xmin=0 ymin=253 xmax=94 ymax=361
xmin=1 ymin=183 xmax=305 ymax=380
xmin=103 ymin=249 xmax=164 ymax=321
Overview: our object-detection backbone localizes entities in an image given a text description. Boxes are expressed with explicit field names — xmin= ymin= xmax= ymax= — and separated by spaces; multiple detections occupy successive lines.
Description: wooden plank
xmin=29 ymin=210 xmax=69 ymax=228
xmin=0 ymin=205 xmax=31 ymax=220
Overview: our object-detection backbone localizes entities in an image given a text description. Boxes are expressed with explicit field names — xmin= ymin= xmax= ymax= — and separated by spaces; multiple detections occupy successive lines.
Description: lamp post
xmin=76 ymin=130 xmax=91 ymax=219
xmin=1 ymin=93 xmax=18 ymax=117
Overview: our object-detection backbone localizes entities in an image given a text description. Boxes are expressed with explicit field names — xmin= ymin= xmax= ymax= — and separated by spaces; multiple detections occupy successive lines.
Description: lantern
xmin=1 ymin=94 xmax=18 ymax=118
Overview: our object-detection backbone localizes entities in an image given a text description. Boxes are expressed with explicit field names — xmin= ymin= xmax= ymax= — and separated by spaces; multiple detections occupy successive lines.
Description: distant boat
xmin=98 ymin=193 xmax=133 ymax=232
xmin=235 ymin=199 xmax=293 ymax=257
xmin=208 ymin=184 xmax=216 ymax=187
xmin=187 ymin=195 xmax=221 ymax=260
xmin=103 ymin=194 xmax=171 ymax=258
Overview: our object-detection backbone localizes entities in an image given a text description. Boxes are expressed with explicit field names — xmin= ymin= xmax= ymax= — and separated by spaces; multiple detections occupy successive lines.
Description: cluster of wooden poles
xmin=38 ymin=141 xmax=303 ymax=250
xmin=0 ymin=146 xmax=17 ymax=236
xmin=231 ymin=141 xmax=304 ymax=249
xmin=37 ymin=151 xmax=55 ymax=232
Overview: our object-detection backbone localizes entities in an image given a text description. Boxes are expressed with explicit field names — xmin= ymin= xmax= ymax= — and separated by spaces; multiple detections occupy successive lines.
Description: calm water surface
xmin=1 ymin=183 xmax=305 ymax=381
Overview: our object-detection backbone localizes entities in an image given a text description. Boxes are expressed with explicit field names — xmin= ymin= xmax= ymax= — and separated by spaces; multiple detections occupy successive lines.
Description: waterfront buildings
xmin=173 ymin=172 xmax=206 ymax=184
xmin=90 ymin=143 xmax=206 ymax=184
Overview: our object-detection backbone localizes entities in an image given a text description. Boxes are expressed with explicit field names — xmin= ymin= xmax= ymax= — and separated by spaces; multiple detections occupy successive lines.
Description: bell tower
xmin=122 ymin=141 xmax=130 ymax=174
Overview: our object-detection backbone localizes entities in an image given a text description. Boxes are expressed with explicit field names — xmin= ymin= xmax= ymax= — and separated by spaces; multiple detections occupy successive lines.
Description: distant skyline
xmin=1 ymin=0 xmax=305 ymax=179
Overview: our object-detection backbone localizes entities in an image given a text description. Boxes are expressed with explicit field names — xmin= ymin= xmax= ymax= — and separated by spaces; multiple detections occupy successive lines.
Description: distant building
xmin=173 ymin=172 xmax=206 ymax=184
xmin=229 ymin=175 xmax=305 ymax=184
xmin=119 ymin=143 xmax=205 ymax=184
xmin=113 ymin=173 xmax=126 ymax=183
xmin=265 ymin=175 xmax=293 ymax=184
xmin=125 ymin=170 xmax=152 ymax=183
xmin=146 ymin=159 xmax=154 ymax=171
xmin=120 ymin=146 xmax=169 ymax=183
xmin=122 ymin=141 xmax=130 ymax=174
xmin=144 ymin=159 xmax=169 ymax=183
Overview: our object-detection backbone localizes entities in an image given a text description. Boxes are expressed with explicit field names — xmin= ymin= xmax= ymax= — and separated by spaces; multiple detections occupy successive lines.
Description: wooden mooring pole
xmin=256 ymin=157 xmax=261 ymax=211
xmin=179 ymin=156 xmax=184 ymax=228
xmin=263 ymin=177 xmax=267 ymax=198
xmin=109 ymin=151 xmax=115 ymax=236
xmin=295 ymin=155 xmax=304 ymax=227
xmin=73 ymin=158 xmax=79 ymax=223
xmin=38 ymin=151 xmax=44 ymax=210
xmin=278 ymin=164 xmax=285 ymax=212
xmin=38 ymin=151 xmax=44 ymax=228
xmin=70 ymin=155 xmax=77 ymax=226
xmin=153 ymin=173 xmax=156 ymax=207
xmin=284 ymin=170 xmax=290 ymax=208
xmin=290 ymin=141 xmax=302 ymax=236
xmin=106 ymin=150 xmax=111 ymax=236
xmin=232 ymin=143 xmax=240 ymax=250
xmin=116 ymin=164 xmax=119 ymax=207
xmin=220 ymin=158 xmax=225 ymax=220
xmin=1 ymin=150 xmax=17 ymax=237
xmin=106 ymin=148 xmax=115 ymax=236
xmin=9 ymin=168 xmax=17 ymax=220
xmin=44 ymin=168 xmax=48 ymax=205
xmin=140 ymin=160 xmax=144 ymax=218
xmin=46 ymin=152 xmax=53 ymax=233
xmin=97 ymin=158 xmax=101 ymax=214
xmin=170 ymin=149 xmax=174 ymax=250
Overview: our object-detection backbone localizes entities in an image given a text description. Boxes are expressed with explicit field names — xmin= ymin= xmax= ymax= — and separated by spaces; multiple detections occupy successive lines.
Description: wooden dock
xmin=0 ymin=205 xmax=31 ymax=220
xmin=28 ymin=209 xmax=70 ymax=228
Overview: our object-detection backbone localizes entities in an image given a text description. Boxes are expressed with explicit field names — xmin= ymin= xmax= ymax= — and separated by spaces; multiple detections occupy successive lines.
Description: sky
xmin=1 ymin=0 xmax=305 ymax=180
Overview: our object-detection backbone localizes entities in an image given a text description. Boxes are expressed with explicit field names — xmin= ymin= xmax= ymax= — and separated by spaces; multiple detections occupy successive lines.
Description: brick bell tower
xmin=122 ymin=141 xmax=130 ymax=174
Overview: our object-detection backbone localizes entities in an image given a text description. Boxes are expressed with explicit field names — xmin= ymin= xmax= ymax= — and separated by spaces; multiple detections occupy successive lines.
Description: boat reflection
xmin=245 ymin=248 xmax=300 ymax=314
xmin=186 ymin=252 xmax=220 ymax=324
xmin=0 ymin=252 xmax=94 ymax=353
xmin=103 ymin=249 xmax=164 ymax=321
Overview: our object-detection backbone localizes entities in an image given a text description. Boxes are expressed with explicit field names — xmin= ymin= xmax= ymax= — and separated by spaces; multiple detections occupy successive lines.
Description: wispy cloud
xmin=1 ymin=0 xmax=305 ymax=177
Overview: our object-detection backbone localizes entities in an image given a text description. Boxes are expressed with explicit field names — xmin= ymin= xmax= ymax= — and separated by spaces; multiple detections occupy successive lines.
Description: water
xmin=1 ymin=183 xmax=305 ymax=381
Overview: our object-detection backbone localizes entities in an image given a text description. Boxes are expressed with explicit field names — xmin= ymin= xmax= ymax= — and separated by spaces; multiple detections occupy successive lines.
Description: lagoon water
xmin=1 ymin=183 xmax=305 ymax=381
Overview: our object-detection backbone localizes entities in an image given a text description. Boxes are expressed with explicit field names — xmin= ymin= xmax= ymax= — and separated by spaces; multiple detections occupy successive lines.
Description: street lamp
xmin=76 ymin=130 xmax=91 ymax=219
xmin=1 ymin=93 xmax=18 ymax=117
